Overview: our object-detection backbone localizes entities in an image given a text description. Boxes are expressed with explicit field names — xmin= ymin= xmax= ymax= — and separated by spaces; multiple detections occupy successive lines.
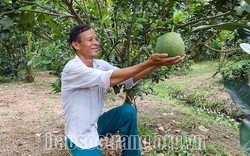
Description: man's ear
xmin=72 ymin=41 xmax=80 ymax=51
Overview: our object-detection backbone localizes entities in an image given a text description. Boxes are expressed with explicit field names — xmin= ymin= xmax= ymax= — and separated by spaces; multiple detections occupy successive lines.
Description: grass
xmin=137 ymin=60 xmax=246 ymax=155
xmin=0 ymin=76 xmax=14 ymax=83
xmin=38 ymin=103 xmax=50 ymax=111
xmin=151 ymin=61 xmax=241 ymax=128
xmin=0 ymin=60 xmax=246 ymax=155
xmin=0 ymin=111 xmax=9 ymax=116
xmin=0 ymin=127 xmax=6 ymax=133
xmin=45 ymin=114 xmax=57 ymax=126
xmin=32 ymin=80 xmax=49 ymax=91
xmin=56 ymin=122 xmax=64 ymax=129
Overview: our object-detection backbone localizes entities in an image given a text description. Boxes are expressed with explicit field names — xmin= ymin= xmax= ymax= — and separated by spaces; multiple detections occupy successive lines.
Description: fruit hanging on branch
xmin=155 ymin=32 xmax=185 ymax=57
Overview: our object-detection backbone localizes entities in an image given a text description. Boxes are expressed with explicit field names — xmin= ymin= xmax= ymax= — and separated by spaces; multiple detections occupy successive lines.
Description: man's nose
xmin=94 ymin=39 xmax=99 ymax=45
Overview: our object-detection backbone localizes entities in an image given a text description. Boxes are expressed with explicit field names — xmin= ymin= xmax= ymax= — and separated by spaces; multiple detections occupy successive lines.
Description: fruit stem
xmin=171 ymin=25 xmax=175 ymax=32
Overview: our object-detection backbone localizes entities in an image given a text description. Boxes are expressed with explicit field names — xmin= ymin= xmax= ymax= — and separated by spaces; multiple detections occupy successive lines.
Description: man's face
xmin=73 ymin=28 xmax=100 ymax=58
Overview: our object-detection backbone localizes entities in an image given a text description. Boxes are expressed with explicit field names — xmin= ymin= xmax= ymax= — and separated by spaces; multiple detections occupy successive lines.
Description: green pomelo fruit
xmin=155 ymin=32 xmax=185 ymax=57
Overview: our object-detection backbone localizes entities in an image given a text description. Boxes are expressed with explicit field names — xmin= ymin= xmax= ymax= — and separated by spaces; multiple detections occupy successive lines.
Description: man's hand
xmin=110 ymin=53 xmax=186 ymax=86
xmin=147 ymin=53 xmax=186 ymax=67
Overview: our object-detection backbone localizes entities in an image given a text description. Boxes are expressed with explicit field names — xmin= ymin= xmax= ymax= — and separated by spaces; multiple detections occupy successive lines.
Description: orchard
xmin=0 ymin=0 xmax=249 ymax=155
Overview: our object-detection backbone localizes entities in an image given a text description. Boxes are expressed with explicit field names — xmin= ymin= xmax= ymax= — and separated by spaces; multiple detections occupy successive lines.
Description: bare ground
xmin=0 ymin=71 xmax=246 ymax=156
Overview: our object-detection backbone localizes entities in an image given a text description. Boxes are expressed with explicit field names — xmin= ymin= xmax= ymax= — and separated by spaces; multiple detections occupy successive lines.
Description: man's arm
xmin=110 ymin=61 xmax=150 ymax=86
xmin=110 ymin=54 xmax=184 ymax=86
xmin=133 ymin=54 xmax=186 ymax=82
xmin=132 ymin=66 xmax=158 ymax=83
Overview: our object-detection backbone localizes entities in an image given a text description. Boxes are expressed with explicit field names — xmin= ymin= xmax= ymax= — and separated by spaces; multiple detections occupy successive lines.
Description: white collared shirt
xmin=61 ymin=55 xmax=135 ymax=149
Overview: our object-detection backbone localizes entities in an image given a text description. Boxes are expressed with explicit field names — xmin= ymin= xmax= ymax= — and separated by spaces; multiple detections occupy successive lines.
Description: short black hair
xmin=69 ymin=24 xmax=92 ymax=44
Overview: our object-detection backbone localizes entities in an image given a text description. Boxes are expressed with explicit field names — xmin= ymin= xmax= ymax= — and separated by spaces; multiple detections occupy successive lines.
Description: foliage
xmin=194 ymin=21 xmax=250 ymax=82
xmin=0 ymin=0 xmax=75 ymax=80
xmin=221 ymin=58 xmax=250 ymax=82
xmin=0 ymin=0 xmax=249 ymax=98
xmin=30 ymin=42 xmax=72 ymax=77
xmin=224 ymin=79 xmax=250 ymax=154
xmin=193 ymin=22 xmax=250 ymax=32
xmin=155 ymin=80 xmax=243 ymax=120
xmin=51 ymin=78 xmax=61 ymax=93
xmin=0 ymin=0 xmax=249 ymax=154
xmin=219 ymin=12 xmax=250 ymax=153
xmin=240 ymin=118 xmax=250 ymax=153
xmin=0 ymin=31 xmax=27 ymax=79
xmin=29 ymin=42 xmax=72 ymax=91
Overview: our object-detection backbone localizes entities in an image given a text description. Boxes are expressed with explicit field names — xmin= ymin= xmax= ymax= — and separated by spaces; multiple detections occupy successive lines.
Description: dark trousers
xmin=67 ymin=104 xmax=141 ymax=156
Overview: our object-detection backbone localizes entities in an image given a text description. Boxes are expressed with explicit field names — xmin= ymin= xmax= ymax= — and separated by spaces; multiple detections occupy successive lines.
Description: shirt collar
xmin=75 ymin=55 xmax=86 ymax=67
xmin=75 ymin=55 xmax=100 ymax=69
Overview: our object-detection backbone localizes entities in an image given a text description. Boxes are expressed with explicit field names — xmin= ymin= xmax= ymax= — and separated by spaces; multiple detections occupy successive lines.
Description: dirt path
xmin=0 ymin=71 xmax=244 ymax=156
xmin=0 ymin=72 xmax=66 ymax=156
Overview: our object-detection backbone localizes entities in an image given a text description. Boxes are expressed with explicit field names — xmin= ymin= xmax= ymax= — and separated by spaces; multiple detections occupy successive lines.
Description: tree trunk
xmin=26 ymin=31 xmax=34 ymax=83
xmin=123 ymin=89 xmax=134 ymax=105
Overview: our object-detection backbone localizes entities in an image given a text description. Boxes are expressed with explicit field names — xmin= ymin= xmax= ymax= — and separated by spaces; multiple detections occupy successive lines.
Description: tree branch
xmin=82 ymin=0 xmax=91 ymax=25
xmin=185 ymin=37 xmax=203 ymax=55
xmin=63 ymin=0 xmax=83 ymax=24
xmin=178 ymin=11 xmax=231 ymax=28
xmin=32 ymin=31 xmax=72 ymax=51
xmin=185 ymin=31 xmax=218 ymax=55
xmin=146 ymin=26 xmax=168 ymax=33
xmin=19 ymin=1 xmax=48 ymax=11
xmin=16 ymin=0 xmax=76 ymax=18
xmin=19 ymin=9 xmax=74 ymax=18
xmin=96 ymin=0 xmax=103 ymax=21
xmin=124 ymin=1 xmax=138 ymax=66
xmin=74 ymin=0 xmax=92 ymax=24
xmin=131 ymin=50 xmax=145 ymax=66
xmin=95 ymin=0 xmax=119 ymax=60
xmin=0 ymin=10 xmax=16 ymax=15
xmin=204 ymin=44 xmax=241 ymax=53
xmin=143 ymin=3 xmax=170 ymax=33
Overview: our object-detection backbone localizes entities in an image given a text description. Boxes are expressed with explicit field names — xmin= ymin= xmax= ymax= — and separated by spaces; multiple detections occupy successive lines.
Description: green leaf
xmin=19 ymin=12 xmax=35 ymax=24
xmin=133 ymin=29 xmax=140 ymax=36
xmin=136 ymin=18 xmax=146 ymax=23
xmin=37 ymin=14 xmax=45 ymax=23
xmin=240 ymin=118 xmax=250 ymax=154
xmin=42 ymin=59 xmax=52 ymax=64
xmin=192 ymin=23 xmax=250 ymax=32
xmin=245 ymin=0 xmax=250 ymax=5
xmin=1 ymin=30 xmax=11 ymax=41
xmin=240 ymin=43 xmax=250 ymax=54
xmin=50 ymin=78 xmax=61 ymax=93
xmin=246 ymin=5 xmax=250 ymax=13
xmin=33 ymin=59 xmax=41 ymax=67
xmin=0 ymin=17 xmax=15 ymax=30
xmin=236 ymin=28 xmax=250 ymax=41
xmin=44 ymin=16 xmax=52 ymax=22
xmin=101 ymin=14 xmax=111 ymax=25
xmin=48 ymin=21 xmax=57 ymax=28
xmin=27 ymin=59 xmax=33 ymax=66
xmin=173 ymin=11 xmax=181 ymax=24
xmin=224 ymin=79 xmax=250 ymax=114
xmin=173 ymin=10 xmax=189 ymax=24
xmin=133 ymin=23 xmax=143 ymax=30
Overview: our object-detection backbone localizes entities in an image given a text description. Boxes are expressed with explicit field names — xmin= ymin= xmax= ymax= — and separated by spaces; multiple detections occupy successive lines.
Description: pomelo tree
xmin=1 ymin=0 xmax=250 ymax=154
xmin=0 ymin=0 xmax=249 ymax=100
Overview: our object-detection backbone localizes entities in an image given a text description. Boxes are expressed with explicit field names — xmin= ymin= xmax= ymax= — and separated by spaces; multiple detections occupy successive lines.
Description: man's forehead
xmin=80 ymin=29 xmax=97 ymax=38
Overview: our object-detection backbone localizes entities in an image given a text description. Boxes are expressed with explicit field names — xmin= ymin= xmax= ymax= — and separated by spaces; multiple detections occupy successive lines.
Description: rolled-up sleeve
xmin=62 ymin=61 xmax=114 ymax=90
xmin=101 ymin=60 xmax=136 ymax=89
xmin=119 ymin=77 xmax=136 ymax=89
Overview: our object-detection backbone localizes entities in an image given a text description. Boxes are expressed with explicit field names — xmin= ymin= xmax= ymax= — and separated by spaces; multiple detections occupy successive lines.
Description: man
xmin=61 ymin=24 xmax=185 ymax=156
